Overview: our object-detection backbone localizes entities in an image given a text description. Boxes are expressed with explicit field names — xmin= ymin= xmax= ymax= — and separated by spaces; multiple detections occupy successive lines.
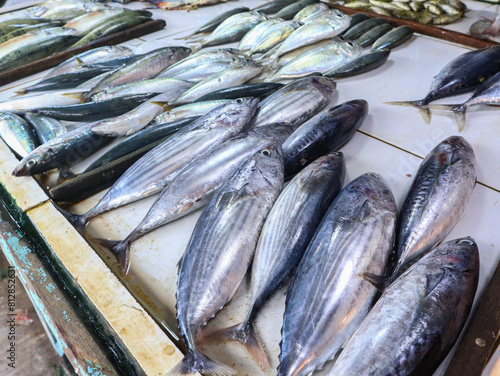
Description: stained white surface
xmin=1 ymin=0 xmax=500 ymax=375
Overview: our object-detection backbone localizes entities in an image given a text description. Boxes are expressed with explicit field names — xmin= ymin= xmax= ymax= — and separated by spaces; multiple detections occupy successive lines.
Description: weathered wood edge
xmin=325 ymin=3 xmax=499 ymax=49
xmin=0 ymin=204 xmax=119 ymax=376
xmin=0 ymin=18 xmax=167 ymax=87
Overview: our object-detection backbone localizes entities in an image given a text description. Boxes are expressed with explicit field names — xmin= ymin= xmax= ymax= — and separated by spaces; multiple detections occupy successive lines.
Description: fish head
xmin=325 ymin=10 xmax=351 ymax=30
xmin=299 ymin=152 xmax=346 ymax=186
xmin=435 ymin=135 xmax=475 ymax=166
xmin=250 ymin=143 xmax=285 ymax=191
xmin=427 ymin=237 xmax=479 ymax=275
xmin=248 ymin=122 xmax=295 ymax=144
xmin=218 ymin=97 xmax=260 ymax=131
xmin=338 ymin=40 xmax=362 ymax=58
xmin=12 ymin=146 xmax=54 ymax=176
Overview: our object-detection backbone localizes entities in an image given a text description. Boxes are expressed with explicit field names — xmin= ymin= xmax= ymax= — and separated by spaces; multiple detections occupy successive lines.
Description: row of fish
xmin=178 ymin=2 xmax=415 ymax=81
xmin=389 ymin=43 xmax=500 ymax=131
xmin=166 ymin=134 xmax=478 ymax=376
xmin=0 ymin=0 xmax=157 ymax=73
xmin=334 ymin=0 xmax=466 ymax=25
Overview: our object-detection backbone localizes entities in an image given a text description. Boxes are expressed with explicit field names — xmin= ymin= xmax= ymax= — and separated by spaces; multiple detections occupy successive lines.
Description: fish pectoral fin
xmin=357 ymin=199 xmax=371 ymax=221
xmin=424 ymin=268 xmax=447 ymax=296
xmin=150 ymin=101 xmax=173 ymax=112
xmin=359 ymin=272 xmax=387 ymax=290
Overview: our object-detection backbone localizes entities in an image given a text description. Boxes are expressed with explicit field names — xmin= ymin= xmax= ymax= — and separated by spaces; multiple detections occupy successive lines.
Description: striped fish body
xmin=278 ymin=173 xmax=397 ymax=376
xmin=238 ymin=18 xmax=284 ymax=51
xmin=24 ymin=112 xmax=66 ymax=144
xmin=392 ymin=136 xmax=476 ymax=277
xmin=0 ymin=112 xmax=38 ymax=158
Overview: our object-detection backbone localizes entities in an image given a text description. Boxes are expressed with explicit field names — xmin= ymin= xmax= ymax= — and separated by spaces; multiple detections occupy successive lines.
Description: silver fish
xmin=63 ymin=8 xmax=126 ymax=36
xmin=172 ymin=59 xmax=262 ymax=104
xmin=293 ymin=2 xmax=329 ymax=22
xmin=150 ymin=100 xmax=231 ymax=125
xmin=279 ymin=172 xmax=397 ymax=376
xmin=244 ymin=20 xmax=302 ymax=57
xmin=204 ymin=153 xmax=345 ymax=371
xmin=391 ymin=136 xmax=476 ymax=278
xmin=170 ymin=145 xmax=284 ymax=376
xmin=327 ymin=237 xmax=480 ymax=376
xmin=270 ymin=12 xmax=351 ymax=60
xmin=91 ymin=78 xmax=193 ymax=101
xmin=237 ymin=18 xmax=284 ymax=52
xmin=105 ymin=123 xmax=293 ymax=273
xmin=86 ymin=46 xmax=192 ymax=98
xmin=66 ymin=98 xmax=259 ymax=236
xmin=162 ymin=57 xmax=240 ymax=83
xmin=251 ymin=76 xmax=337 ymax=128
xmin=24 ymin=112 xmax=66 ymax=144
xmin=266 ymin=39 xmax=362 ymax=81
xmin=0 ymin=112 xmax=38 ymax=158
xmin=198 ymin=11 xmax=268 ymax=49
xmin=0 ymin=91 xmax=82 ymax=112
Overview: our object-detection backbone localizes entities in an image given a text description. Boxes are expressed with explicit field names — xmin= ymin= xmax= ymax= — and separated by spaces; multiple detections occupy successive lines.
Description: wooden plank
xmin=0 ymin=204 xmax=118 ymax=376
xmin=0 ymin=18 xmax=167 ymax=86
xmin=326 ymin=4 xmax=498 ymax=49
xmin=443 ymin=260 xmax=500 ymax=376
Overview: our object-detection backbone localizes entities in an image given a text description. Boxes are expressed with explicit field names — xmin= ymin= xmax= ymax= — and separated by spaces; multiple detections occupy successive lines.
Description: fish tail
xmin=385 ymin=100 xmax=432 ymax=123
xmin=55 ymin=206 xmax=88 ymax=236
xmin=166 ymin=349 xmax=237 ymax=376
xmin=94 ymin=237 xmax=131 ymax=275
xmin=192 ymin=44 xmax=203 ymax=53
xmin=426 ymin=104 xmax=467 ymax=132
xmin=201 ymin=322 xmax=270 ymax=371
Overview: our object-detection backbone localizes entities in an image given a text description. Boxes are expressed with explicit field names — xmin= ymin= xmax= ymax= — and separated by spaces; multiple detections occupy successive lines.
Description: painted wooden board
xmin=0 ymin=0 xmax=500 ymax=375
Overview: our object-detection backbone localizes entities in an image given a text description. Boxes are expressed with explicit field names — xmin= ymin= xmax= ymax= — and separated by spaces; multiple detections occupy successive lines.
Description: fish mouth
xmin=12 ymin=163 xmax=28 ymax=177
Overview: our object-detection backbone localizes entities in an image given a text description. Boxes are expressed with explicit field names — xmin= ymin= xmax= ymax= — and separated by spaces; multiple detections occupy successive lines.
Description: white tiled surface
xmin=1 ymin=1 xmax=500 ymax=375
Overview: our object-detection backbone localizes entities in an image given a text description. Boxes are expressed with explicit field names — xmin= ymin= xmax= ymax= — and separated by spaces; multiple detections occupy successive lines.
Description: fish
xmin=161 ymin=57 xmax=242 ymax=83
xmin=203 ymin=152 xmax=345 ymax=371
xmin=83 ymin=117 xmax=199 ymax=173
xmin=342 ymin=17 xmax=388 ymax=40
xmin=340 ymin=12 xmax=369 ymax=35
xmin=387 ymin=44 xmax=500 ymax=122
xmin=244 ymin=20 xmax=303 ymax=57
xmin=269 ymin=38 xmax=334 ymax=68
xmin=178 ymin=7 xmax=250 ymax=39
xmin=23 ymin=112 xmax=66 ymax=144
xmin=31 ymin=93 xmax=156 ymax=122
xmin=86 ymin=46 xmax=192 ymax=99
xmin=283 ymin=99 xmax=368 ymax=177
xmin=171 ymin=59 xmax=263 ymax=104
xmin=237 ymin=18 xmax=285 ymax=52
xmin=70 ymin=12 xmax=152 ymax=48
xmin=251 ymin=0 xmax=299 ymax=14
xmin=194 ymin=82 xmax=284 ymax=102
xmin=170 ymin=144 xmax=284 ymax=376
xmin=41 ymin=45 xmax=134 ymax=80
xmin=150 ymin=100 xmax=231 ymax=125
xmin=270 ymin=12 xmax=351 ymax=60
xmin=251 ymin=76 xmax=337 ymax=128
xmin=101 ymin=123 xmax=293 ymax=273
xmin=279 ymin=172 xmax=397 ymax=376
xmin=356 ymin=23 xmax=393 ymax=47
xmin=425 ymin=70 xmax=500 ymax=131
xmin=63 ymin=98 xmax=259 ymax=236
xmin=0 ymin=22 xmax=65 ymax=44
xmin=324 ymin=48 xmax=390 ymax=78
xmin=371 ymin=25 xmax=414 ymax=51
xmin=40 ymin=1 xmax=110 ymax=21
xmin=0 ymin=112 xmax=39 ymax=158
xmin=151 ymin=0 xmax=228 ymax=10
xmin=327 ymin=237 xmax=480 ymax=376
xmin=90 ymin=78 xmax=193 ymax=101
xmin=12 ymin=123 xmax=113 ymax=176
xmin=266 ymin=39 xmax=362 ymax=81
xmin=272 ymin=0 xmax=318 ymax=20
xmin=0 ymin=91 xmax=82 ymax=113
xmin=198 ymin=11 xmax=268 ymax=49
xmin=293 ymin=3 xmax=330 ymax=23
xmin=63 ymin=8 xmax=127 ymax=36
xmin=391 ymin=136 xmax=476 ymax=278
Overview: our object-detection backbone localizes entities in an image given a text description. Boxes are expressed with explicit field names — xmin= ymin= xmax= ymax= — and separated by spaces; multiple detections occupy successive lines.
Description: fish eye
xmin=459 ymin=239 xmax=474 ymax=245
xmin=26 ymin=159 xmax=37 ymax=167
xmin=236 ymin=98 xmax=243 ymax=104
xmin=260 ymin=149 xmax=272 ymax=157
xmin=347 ymin=42 xmax=354 ymax=47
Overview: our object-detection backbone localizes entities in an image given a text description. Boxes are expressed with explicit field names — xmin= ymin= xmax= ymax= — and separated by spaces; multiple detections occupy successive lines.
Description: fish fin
xmin=200 ymin=323 xmax=270 ymax=372
xmin=58 ymin=166 xmax=76 ymax=180
xmin=304 ymin=71 xmax=324 ymax=78
xmin=425 ymin=104 xmax=467 ymax=131
xmin=94 ymin=237 xmax=131 ymax=275
xmin=385 ymin=100 xmax=431 ymax=123
xmin=150 ymin=101 xmax=173 ymax=112
xmin=54 ymin=205 xmax=88 ymax=236
xmin=192 ymin=44 xmax=203 ymax=53
xmin=165 ymin=349 xmax=237 ymax=376
xmin=424 ymin=268 xmax=447 ymax=296
xmin=359 ymin=272 xmax=388 ymax=290
xmin=90 ymin=123 xmax=126 ymax=137
xmin=62 ymin=92 xmax=85 ymax=102
xmin=74 ymin=57 xmax=84 ymax=67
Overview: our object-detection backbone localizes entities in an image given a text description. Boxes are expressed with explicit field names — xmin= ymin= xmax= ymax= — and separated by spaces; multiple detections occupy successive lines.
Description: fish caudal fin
xmin=94 ymin=237 xmax=131 ymax=275
xmin=55 ymin=206 xmax=88 ymax=236
xmin=425 ymin=104 xmax=467 ymax=132
xmin=385 ymin=100 xmax=432 ymax=123
xmin=201 ymin=322 xmax=270 ymax=371
xmin=166 ymin=349 xmax=237 ymax=376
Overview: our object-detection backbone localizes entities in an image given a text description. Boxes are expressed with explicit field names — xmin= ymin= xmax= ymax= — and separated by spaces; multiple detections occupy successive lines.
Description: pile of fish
xmin=388 ymin=43 xmax=500 ymax=131
xmin=0 ymin=0 xmax=156 ymax=73
xmin=146 ymin=0 xmax=230 ymax=10
xmin=178 ymin=2 xmax=415 ymax=80
xmin=331 ymin=0 xmax=466 ymax=25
